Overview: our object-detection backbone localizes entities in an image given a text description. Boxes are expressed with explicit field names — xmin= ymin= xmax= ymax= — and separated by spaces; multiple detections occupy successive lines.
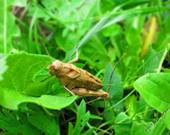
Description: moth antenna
xmin=106 ymin=54 xmax=125 ymax=94
xmin=86 ymin=97 xmax=102 ymax=105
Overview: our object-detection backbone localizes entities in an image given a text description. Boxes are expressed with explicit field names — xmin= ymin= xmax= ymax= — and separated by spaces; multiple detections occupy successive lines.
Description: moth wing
xmin=81 ymin=69 xmax=102 ymax=83
xmin=75 ymin=68 xmax=103 ymax=90
xmin=63 ymin=63 xmax=81 ymax=79
xmin=71 ymin=88 xmax=109 ymax=98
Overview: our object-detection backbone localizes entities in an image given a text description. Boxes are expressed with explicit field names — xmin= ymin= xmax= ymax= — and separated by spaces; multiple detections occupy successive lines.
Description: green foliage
xmin=103 ymin=64 xmax=123 ymax=107
xmin=164 ymin=110 xmax=170 ymax=130
xmin=68 ymin=100 xmax=100 ymax=135
xmin=27 ymin=106 xmax=60 ymax=135
xmin=134 ymin=73 xmax=170 ymax=133
xmin=134 ymin=73 xmax=170 ymax=112
xmin=0 ymin=109 xmax=41 ymax=135
xmin=0 ymin=0 xmax=170 ymax=134
xmin=0 ymin=52 xmax=77 ymax=110
xmin=0 ymin=54 xmax=7 ymax=81
xmin=0 ymin=0 xmax=20 ymax=53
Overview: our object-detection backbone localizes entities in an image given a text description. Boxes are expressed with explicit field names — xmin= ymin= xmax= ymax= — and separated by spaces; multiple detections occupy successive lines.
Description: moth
xmin=49 ymin=60 xmax=109 ymax=98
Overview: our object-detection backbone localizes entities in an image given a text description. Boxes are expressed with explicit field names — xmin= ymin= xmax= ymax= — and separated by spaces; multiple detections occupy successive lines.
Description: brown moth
xmin=49 ymin=60 xmax=109 ymax=98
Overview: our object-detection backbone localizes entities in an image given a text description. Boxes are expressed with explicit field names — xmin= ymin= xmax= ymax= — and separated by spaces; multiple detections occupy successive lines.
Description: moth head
xmin=49 ymin=60 xmax=63 ymax=75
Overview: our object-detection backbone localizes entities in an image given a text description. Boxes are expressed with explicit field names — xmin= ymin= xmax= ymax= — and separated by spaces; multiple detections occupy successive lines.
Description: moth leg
xmin=86 ymin=97 xmax=102 ymax=104
xmin=64 ymin=86 xmax=75 ymax=96
xmin=71 ymin=88 xmax=109 ymax=98
xmin=68 ymin=50 xmax=79 ymax=63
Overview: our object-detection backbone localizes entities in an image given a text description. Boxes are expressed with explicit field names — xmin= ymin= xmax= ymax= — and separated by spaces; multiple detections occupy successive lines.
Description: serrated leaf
xmin=134 ymin=73 xmax=170 ymax=112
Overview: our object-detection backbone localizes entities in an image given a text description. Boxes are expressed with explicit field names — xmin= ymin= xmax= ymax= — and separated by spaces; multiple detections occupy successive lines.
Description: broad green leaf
xmin=0 ymin=52 xmax=54 ymax=95
xmin=0 ymin=81 xmax=77 ymax=110
xmin=134 ymin=73 xmax=170 ymax=112
xmin=0 ymin=52 xmax=77 ymax=110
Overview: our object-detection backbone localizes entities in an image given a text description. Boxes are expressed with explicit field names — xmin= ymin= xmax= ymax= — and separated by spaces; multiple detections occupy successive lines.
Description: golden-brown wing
xmin=71 ymin=88 xmax=109 ymax=98
xmin=62 ymin=64 xmax=103 ymax=90
xmin=49 ymin=60 xmax=103 ymax=91
xmin=69 ymin=68 xmax=103 ymax=90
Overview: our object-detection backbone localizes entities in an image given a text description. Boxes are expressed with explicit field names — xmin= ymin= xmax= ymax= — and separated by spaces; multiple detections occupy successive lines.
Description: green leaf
xmin=0 ymin=54 xmax=7 ymax=81
xmin=164 ymin=109 xmax=170 ymax=130
xmin=72 ymin=100 xmax=93 ymax=135
xmin=81 ymin=128 xmax=94 ymax=135
xmin=125 ymin=95 xmax=138 ymax=117
xmin=28 ymin=106 xmax=60 ymax=135
xmin=0 ymin=0 xmax=20 ymax=53
xmin=0 ymin=52 xmax=77 ymax=110
xmin=134 ymin=73 xmax=170 ymax=112
xmin=68 ymin=122 xmax=74 ymax=135
xmin=150 ymin=114 xmax=167 ymax=135
xmin=125 ymin=18 xmax=143 ymax=55
xmin=74 ymin=100 xmax=87 ymax=135
xmin=103 ymin=64 xmax=123 ymax=104
xmin=80 ymin=36 xmax=110 ymax=69
xmin=102 ymin=24 xmax=122 ymax=37
xmin=0 ymin=109 xmax=41 ymax=135
xmin=114 ymin=112 xmax=132 ymax=135
xmin=54 ymin=0 xmax=98 ymax=52
xmin=68 ymin=5 xmax=166 ymax=60
xmin=143 ymin=48 xmax=166 ymax=73
xmin=0 ymin=83 xmax=77 ymax=110
xmin=14 ymin=0 xmax=27 ymax=7
xmin=131 ymin=121 xmax=152 ymax=135
xmin=0 ymin=52 xmax=54 ymax=95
